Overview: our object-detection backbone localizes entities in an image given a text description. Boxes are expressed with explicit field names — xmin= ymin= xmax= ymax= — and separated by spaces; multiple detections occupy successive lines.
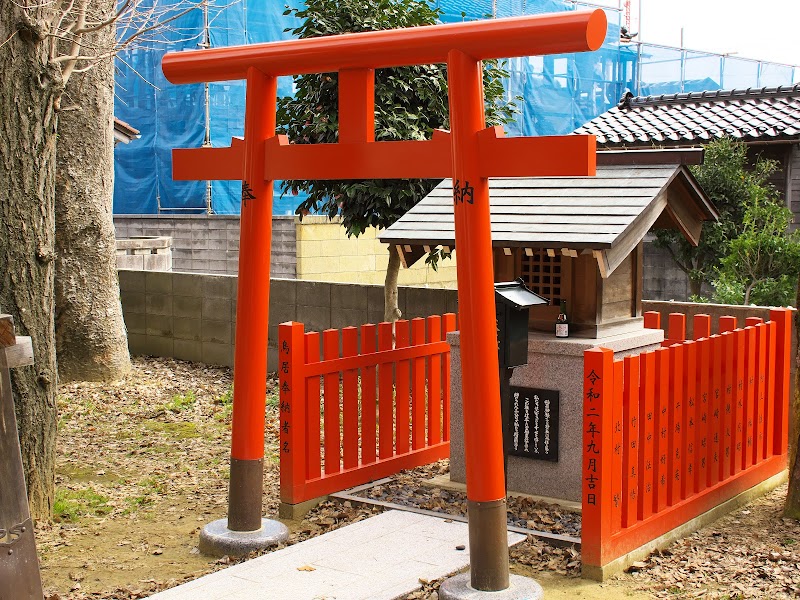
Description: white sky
xmin=590 ymin=0 xmax=800 ymax=67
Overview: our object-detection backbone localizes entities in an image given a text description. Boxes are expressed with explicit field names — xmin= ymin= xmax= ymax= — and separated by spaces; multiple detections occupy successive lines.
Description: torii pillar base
xmin=439 ymin=574 xmax=543 ymax=600
xmin=199 ymin=517 xmax=288 ymax=558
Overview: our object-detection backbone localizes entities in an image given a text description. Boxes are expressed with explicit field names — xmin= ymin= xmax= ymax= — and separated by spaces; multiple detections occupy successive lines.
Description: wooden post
xmin=668 ymin=344 xmax=684 ymax=504
xmin=770 ymin=308 xmax=792 ymax=457
xmin=442 ymin=313 xmax=458 ymax=443
xmin=228 ymin=68 xmax=277 ymax=532
xmin=696 ymin=337 xmax=710 ymax=493
xmin=639 ymin=351 xmax=656 ymax=521
xmin=342 ymin=327 xmax=360 ymax=468
xmin=611 ymin=361 xmax=624 ymax=533
xmin=654 ymin=347 xmax=670 ymax=511
xmin=582 ymin=348 xmax=614 ymax=572
xmin=721 ymin=332 xmax=735 ymax=481
xmin=323 ymin=329 xmax=342 ymax=473
xmin=709 ymin=336 xmax=723 ymax=486
xmin=279 ymin=322 xmax=308 ymax=505
xmin=668 ymin=313 xmax=686 ymax=343
xmin=0 ymin=315 xmax=43 ymax=599
xmin=378 ymin=323 xmax=395 ymax=460
xmin=643 ymin=311 xmax=661 ymax=330
xmin=733 ymin=328 xmax=746 ymax=476
xmin=744 ymin=326 xmax=757 ymax=470
xmin=622 ymin=355 xmax=640 ymax=528
xmin=683 ymin=341 xmax=697 ymax=498
xmin=693 ymin=314 xmax=711 ymax=340
xmin=393 ymin=321 xmax=411 ymax=455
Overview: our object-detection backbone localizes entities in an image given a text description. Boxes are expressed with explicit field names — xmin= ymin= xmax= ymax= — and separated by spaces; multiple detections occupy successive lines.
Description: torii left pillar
xmin=197 ymin=68 xmax=291 ymax=555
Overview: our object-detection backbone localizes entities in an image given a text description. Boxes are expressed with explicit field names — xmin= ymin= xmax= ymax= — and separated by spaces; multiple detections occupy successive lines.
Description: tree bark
xmin=689 ymin=276 xmax=703 ymax=299
xmin=785 ymin=275 xmax=800 ymax=518
xmin=0 ymin=4 xmax=60 ymax=519
xmin=384 ymin=246 xmax=402 ymax=323
xmin=54 ymin=0 xmax=131 ymax=383
xmin=786 ymin=426 xmax=800 ymax=519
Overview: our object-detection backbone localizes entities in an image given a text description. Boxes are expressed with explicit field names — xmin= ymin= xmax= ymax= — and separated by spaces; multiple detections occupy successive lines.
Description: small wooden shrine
xmin=380 ymin=149 xmax=718 ymax=338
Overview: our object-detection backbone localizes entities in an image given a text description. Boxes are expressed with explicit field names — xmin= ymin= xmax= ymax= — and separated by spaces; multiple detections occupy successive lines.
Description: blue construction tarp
xmin=113 ymin=0 xmax=797 ymax=216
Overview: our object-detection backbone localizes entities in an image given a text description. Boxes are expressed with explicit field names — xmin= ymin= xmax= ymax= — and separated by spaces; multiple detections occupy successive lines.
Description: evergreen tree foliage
xmin=653 ymin=138 xmax=784 ymax=298
xmin=276 ymin=0 xmax=517 ymax=237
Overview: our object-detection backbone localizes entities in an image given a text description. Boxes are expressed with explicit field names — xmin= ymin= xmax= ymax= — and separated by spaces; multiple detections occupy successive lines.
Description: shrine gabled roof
xmin=574 ymin=85 xmax=800 ymax=148
xmin=379 ymin=160 xmax=718 ymax=278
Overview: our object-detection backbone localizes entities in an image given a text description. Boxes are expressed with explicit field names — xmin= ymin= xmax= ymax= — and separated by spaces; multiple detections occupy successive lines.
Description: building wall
xmin=789 ymin=145 xmax=800 ymax=231
xmin=113 ymin=215 xmax=296 ymax=278
xmin=642 ymin=239 xmax=691 ymax=301
xmin=295 ymin=216 xmax=458 ymax=288
xmin=119 ymin=270 xmax=458 ymax=371
xmin=119 ymin=268 xmax=793 ymax=377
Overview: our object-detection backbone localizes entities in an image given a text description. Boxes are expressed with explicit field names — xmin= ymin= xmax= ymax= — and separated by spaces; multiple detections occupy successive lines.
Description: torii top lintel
xmin=164 ymin=10 xmax=607 ymax=183
xmin=162 ymin=10 xmax=606 ymax=83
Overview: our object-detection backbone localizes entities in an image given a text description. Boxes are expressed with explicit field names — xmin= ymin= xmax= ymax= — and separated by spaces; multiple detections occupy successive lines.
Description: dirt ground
xmin=37 ymin=357 xmax=800 ymax=599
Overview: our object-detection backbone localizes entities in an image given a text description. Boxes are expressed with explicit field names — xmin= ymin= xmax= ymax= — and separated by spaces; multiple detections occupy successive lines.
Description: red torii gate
xmin=163 ymin=9 xmax=605 ymax=592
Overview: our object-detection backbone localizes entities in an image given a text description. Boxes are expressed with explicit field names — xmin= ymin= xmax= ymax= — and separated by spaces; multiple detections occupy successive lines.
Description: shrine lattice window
xmin=521 ymin=250 xmax=564 ymax=306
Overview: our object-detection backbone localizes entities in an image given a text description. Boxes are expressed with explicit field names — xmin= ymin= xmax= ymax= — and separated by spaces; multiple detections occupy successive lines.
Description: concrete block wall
xmin=642 ymin=239 xmax=690 ymax=301
xmin=295 ymin=216 xmax=457 ymax=288
xmin=115 ymin=236 xmax=173 ymax=271
xmin=119 ymin=270 xmax=237 ymax=367
xmin=113 ymin=215 xmax=296 ymax=278
xmin=119 ymin=270 xmax=458 ymax=370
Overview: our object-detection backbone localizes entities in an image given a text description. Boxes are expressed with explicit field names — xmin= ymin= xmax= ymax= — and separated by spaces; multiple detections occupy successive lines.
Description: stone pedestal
xmin=448 ymin=328 xmax=663 ymax=502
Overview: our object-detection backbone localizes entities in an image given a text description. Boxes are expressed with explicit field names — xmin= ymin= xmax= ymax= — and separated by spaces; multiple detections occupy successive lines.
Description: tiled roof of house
xmin=574 ymin=85 xmax=800 ymax=148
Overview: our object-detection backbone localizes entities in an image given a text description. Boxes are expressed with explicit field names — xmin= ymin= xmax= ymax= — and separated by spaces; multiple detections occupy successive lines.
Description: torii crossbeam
xmin=163 ymin=9 xmax=606 ymax=592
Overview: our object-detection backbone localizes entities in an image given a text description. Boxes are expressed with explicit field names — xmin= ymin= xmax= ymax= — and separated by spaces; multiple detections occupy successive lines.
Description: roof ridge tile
xmin=624 ymin=83 xmax=800 ymax=108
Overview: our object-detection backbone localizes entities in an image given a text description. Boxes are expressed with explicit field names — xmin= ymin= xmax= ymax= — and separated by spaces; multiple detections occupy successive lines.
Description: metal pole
xmin=680 ymin=28 xmax=685 ymax=93
xmin=203 ymin=0 xmax=213 ymax=214
xmin=227 ymin=67 xmax=276 ymax=531
xmin=447 ymin=49 xmax=510 ymax=592
xmin=638 ymin=0 xmax=642 ymax=42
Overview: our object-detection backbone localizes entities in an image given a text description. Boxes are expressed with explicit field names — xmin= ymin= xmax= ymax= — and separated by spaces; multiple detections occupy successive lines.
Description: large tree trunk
xmin=688 ymin=276 xmax=703 ymax=299
xmin=384 ymin=247 xmax=402 ymax=323
xmin=54 ymin=0 xmax=130 ymax=383
xmin=0 ymin=5 xmax=60 ymax=519
xmin=785 ymin=276 xmax=800 ymax=518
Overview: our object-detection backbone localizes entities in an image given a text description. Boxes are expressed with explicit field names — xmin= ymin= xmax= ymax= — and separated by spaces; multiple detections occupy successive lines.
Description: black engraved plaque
xmin=507 ymin=386 xmax=559 ymax=462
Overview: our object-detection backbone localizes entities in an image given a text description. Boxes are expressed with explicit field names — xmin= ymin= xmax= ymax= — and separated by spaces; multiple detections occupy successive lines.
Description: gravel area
xmin=352 ymin=461 xmax=581 ymax=538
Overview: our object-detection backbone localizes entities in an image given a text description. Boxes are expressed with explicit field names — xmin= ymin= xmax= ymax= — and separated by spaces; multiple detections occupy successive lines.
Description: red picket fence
xmin=278 ymin=314 xmax=457 ymax=506
xmin=582 ymin=308 xmax=792 ymax=576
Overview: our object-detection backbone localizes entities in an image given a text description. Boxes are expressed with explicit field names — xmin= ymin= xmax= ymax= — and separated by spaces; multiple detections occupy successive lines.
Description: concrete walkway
xmin=151 ymin=510 xmax=525 ymax=600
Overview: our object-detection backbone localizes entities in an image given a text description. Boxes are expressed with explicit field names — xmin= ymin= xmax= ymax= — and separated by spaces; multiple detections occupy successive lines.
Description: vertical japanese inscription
xmin=585 ymin=368 xmax=601 ymax=507
xmin=279 ymin=339 xmax=291 ymax=455
xmin=507 ymin=386 xmax=558 ymax=461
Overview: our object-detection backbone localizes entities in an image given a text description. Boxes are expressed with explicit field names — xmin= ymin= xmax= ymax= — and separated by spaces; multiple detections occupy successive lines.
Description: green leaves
xmin=653 ymin=138 xmax=787 ymax=300
xmin=713 ymin=196 xmax=800 ymax=306
xmin=275 ymin=0 xmax=517 ymax=238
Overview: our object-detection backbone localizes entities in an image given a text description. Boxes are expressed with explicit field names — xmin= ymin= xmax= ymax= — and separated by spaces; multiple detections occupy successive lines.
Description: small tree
xmin=653 ymin=138 xmax=781 ymax=298
xmin=277 ymin=0 xmax=516 ymax=322
xmin=711 ymin=199 xmax=800 ymax=306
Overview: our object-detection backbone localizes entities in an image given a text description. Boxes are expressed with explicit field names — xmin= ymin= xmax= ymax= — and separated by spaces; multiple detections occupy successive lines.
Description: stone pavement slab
xmin=150 ymin=510 xmax=526 ymax=600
